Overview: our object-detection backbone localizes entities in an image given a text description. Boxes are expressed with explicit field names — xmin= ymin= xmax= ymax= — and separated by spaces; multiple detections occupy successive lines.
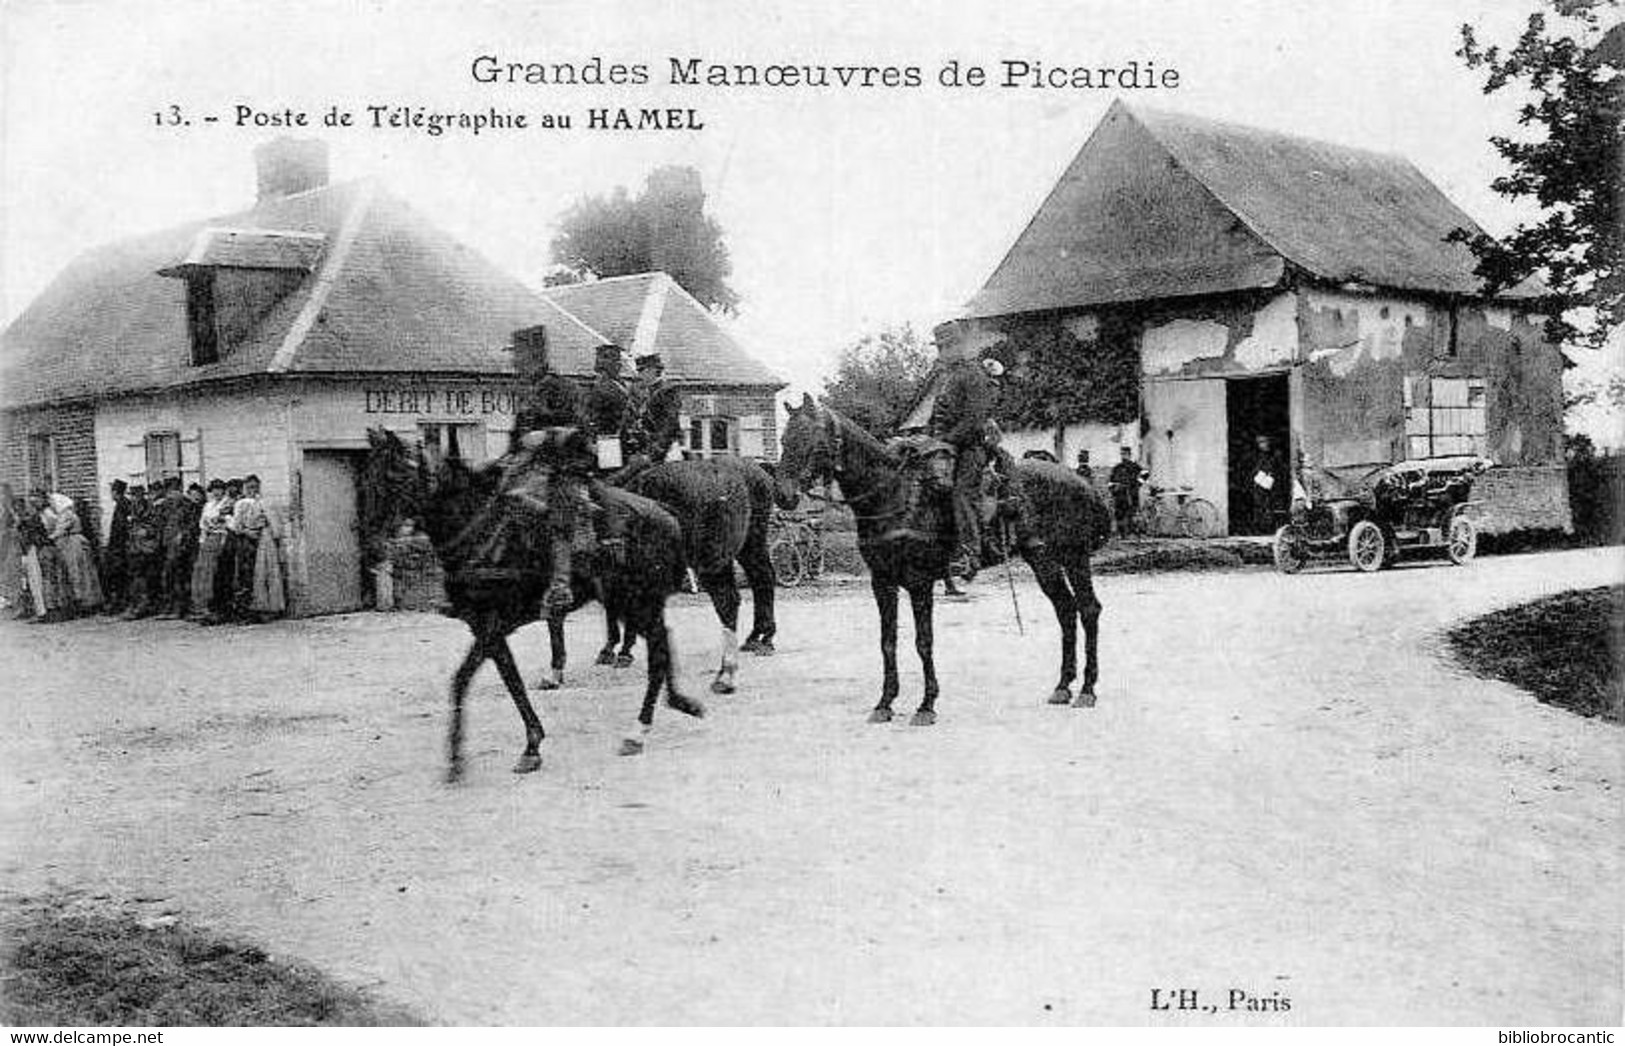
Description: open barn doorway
xmin=1226 ymin=373 xmax=1291 ymax=535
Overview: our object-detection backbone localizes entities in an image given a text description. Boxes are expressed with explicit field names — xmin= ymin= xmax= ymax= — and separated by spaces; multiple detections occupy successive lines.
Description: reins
xmin=809 ymin=409 xmax=904 ymax=523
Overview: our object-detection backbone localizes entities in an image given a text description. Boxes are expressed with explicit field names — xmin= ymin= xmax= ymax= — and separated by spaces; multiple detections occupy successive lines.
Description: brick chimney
xmin=253 ymin=138 xmax=329 ymax=202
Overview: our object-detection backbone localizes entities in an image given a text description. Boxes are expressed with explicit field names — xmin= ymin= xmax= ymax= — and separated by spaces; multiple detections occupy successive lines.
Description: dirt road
xmin=1 ymin=548 xmax=1619 ymax=1025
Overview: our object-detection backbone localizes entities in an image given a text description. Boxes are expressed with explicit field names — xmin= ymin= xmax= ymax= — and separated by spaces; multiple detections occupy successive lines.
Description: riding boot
xmin=546 ymin=535 xmax=574 ymax=612
xmin=586 ymin=479 xmax=627 ymax=566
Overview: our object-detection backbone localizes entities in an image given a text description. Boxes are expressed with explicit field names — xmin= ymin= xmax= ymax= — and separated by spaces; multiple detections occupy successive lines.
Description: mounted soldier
xmin=613 ymin=351 xmax=684 ymax=485
xmin=928 ymin=353 xmax=1005 ymax=580
xmin=583 ymin=343 xmax=631 ymax=471
xmin=497 ymin=326 xmax=602 ymax=610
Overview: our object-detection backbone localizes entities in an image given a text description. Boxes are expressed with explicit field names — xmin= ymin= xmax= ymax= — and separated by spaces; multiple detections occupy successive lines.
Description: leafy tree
xmin=820 ymin=324 xmax=936 ymax=437
xmin=1449 ymin=0 xmax=1623 ymax=352
xmin=983 ymin=313 xmax=1140 ymax=430
xmin=549 ymin=166 xmax=740 ymax=313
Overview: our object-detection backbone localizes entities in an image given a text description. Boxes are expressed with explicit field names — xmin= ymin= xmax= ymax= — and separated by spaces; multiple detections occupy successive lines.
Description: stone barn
xmin=914 ymin=101 xmax=1570 ymax=536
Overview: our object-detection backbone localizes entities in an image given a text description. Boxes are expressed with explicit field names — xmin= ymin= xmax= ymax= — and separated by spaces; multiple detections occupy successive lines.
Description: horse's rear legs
xmin=1069 ymin=564 xmax=1102 ymax=708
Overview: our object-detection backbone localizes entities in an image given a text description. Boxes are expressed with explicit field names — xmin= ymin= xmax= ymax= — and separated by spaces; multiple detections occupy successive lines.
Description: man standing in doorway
xmin=1249 ymin=435 xmax=1288 ymax=534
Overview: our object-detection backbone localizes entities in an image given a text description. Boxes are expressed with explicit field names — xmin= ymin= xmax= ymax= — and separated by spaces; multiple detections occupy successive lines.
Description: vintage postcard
xmin=1 ymin=0 xmax=1619 ymax=1032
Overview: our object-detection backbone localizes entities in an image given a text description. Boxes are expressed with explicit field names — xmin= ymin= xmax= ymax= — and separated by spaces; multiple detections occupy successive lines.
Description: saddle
xmin=887 ymin=434 xmax=956 ymax=490
xmin=871 ymin=435 xmax=957 ymax=543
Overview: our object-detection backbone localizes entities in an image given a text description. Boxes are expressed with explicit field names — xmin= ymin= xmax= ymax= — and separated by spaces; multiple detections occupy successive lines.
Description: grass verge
xmin=1447 ymin=585 xmax=1624 ymax=723
xmin=0 ymin=901 xmax=421 ymax=1026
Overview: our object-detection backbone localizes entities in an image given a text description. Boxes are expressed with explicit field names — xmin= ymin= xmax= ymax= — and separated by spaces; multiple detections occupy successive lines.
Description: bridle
xmin=792 ymin=407 xmax=895 ymax=521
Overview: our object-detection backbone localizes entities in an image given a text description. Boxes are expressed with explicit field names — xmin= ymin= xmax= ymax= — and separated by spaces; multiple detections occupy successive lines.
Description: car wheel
xmin=1348 ymin=519 xmax=1386 ymax=573
xmin=1273 ymin=525 xmax=1306 ymax=574
xmin=1447 ymin=517 xmax=1477 ymax=565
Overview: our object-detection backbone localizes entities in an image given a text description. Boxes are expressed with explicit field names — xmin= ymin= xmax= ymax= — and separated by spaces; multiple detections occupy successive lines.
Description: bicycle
xmin=1135 ymin=485 xmax=1220 ymax=538
xmin=767 ymin=512 xmax=826 ymax=587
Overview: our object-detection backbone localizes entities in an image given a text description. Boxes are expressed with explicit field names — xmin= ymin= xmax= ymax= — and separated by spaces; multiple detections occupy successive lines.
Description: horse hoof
xmin=667 ymin=693 xmax=706 ymax=718
xmin=1047 ymin=688 xmax=1073 ymax=705
xmin=1072 ymin=689 xmax=1098 ymax=709
xmin=909 ymin=709 xmax=937 ymax=727
xmin=618 ymin=737 xmax=645 ymax=757
xmin=512 ymin=752 xmax=542 ymax=774
xmin=614 ymin=653 xmax=635 ymax=669
xmin=710 ymin=677 xmax=736 ymax=695
xmin=595 ymin=649 xmax=617 ymax=666
xmin=740 ymin=637 xmax=775 ymax=656
xmin=536 ymin=672 xmax=563 ymax=691
xmin=868 ymin=708 xmax=893 ymax=724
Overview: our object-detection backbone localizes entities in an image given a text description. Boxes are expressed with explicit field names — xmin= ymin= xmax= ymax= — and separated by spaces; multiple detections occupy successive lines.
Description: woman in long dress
xmin=233 ymin=475 xmax=286 ymax=619
xmin=48 ymin=492 xmax=104 ymax=612
xmin=0 ymin=484 xmax=24 ymax=614
xmin=19 ymin=493 xmax=69 ymax=621
xmin=190 ymin=479 xmax=230 ymax=622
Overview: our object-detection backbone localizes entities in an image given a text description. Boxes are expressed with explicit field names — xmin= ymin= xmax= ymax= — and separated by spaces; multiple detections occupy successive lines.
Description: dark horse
xmin=588 ymin=456 xmax=783 ymax=694
xmin=774 ymin=396 xmax=1110 ymax=723
xmin=364 ymin=428 xmax=703 ymax=780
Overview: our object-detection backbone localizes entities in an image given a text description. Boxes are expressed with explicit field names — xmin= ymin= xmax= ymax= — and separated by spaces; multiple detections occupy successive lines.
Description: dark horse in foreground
xmin=775 ymin=397 xmax=1110 ymax=723
xmin=591 ymin=456 xmax=783 ymax=694
xmin=364 ymin=428 xmax=703 ymax=780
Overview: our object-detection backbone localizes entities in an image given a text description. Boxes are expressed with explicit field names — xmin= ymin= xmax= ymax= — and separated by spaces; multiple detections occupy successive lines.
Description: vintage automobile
xmin=1273 ymin=455 xmax=1493 ymax=573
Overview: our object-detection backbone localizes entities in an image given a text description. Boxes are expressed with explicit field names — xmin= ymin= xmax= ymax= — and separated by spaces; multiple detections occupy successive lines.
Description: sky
xmin=2 ymin=0 xmax=1619 ymax=442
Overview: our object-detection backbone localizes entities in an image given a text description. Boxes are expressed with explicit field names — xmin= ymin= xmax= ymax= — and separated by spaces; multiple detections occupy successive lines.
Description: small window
xmin=1405 ymin=376 xmax=1487 ymax=457
xmin=684 ymin=416 xmax=737 ymax=460
xmin=144 ymin=431 xmax=183 ymax=487
xmin=419 ymin=422 xmax=485 ymax=465
xmin=186 ymin=274 xmax=219 ymax=365
xmin=26 ymin=433 xmax=58 ymax=493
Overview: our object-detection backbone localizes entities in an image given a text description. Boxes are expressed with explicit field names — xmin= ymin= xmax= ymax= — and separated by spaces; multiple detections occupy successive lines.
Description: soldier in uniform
xmin=498 ymin=326 xmax=597 ymax=610
xmin=929 ymin=354 xmax=1002 ymax=580
xmin=509 ymin=326 xmax=583 ymax=450
xmin=583 ymin=344 xmax=631 ymax=469
xmin=630 ymin=353 xmax=684 ymax=465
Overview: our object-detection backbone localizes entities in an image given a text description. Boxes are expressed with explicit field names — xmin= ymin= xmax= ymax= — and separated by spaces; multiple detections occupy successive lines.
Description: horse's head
xmin=417 ymin=452 xmax=502 ymax=553
xmin=777 ymin=392 xmax=839 ymax=505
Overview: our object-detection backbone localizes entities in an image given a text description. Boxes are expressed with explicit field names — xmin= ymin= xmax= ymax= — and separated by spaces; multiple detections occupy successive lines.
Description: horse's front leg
xmin=906 ymin=582 xmax=938 ymax=726
xmin=1067 ymin=563 xmax=1102 ymax=708
xmin=869 ymin=576 xmax=900 ymax=723
xmin=538 ymin=609 xmax=567 ymax=690
xmin=446 ymin=630 xmax=490 ymax=783
xmin=490 ymin=635 xmax=545 ymax=773
xmin=702 ymin=571 xmax=741 ymax=694
xmin=1030 ymin=555 xmax=1078 ymax=705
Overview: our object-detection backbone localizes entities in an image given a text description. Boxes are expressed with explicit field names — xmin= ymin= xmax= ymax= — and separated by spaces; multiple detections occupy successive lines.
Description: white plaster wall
xmin=1302 ymin=289 xmax=1430 ymax=377
xmin=1141 ymin=378 xmax=1230 ymax=532
xmin=1142 ymin=319 xmax=1229 ymax=375
xmin=94 ymin=388 xmax=291 ymax=541
xmin=1232 ymin=293 xmax=1299 ymax=370
xmin=999 ymin=422 xmax=1138 ymax=477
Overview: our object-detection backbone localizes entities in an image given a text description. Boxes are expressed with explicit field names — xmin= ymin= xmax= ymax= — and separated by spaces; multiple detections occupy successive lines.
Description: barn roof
xmin=964 ymin=101 xmax=1541 ymax=319
xmin=0 ymin=179 xmax=606 ymax=408
xmin=543 ymin=272 xmax=783 ymax=388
